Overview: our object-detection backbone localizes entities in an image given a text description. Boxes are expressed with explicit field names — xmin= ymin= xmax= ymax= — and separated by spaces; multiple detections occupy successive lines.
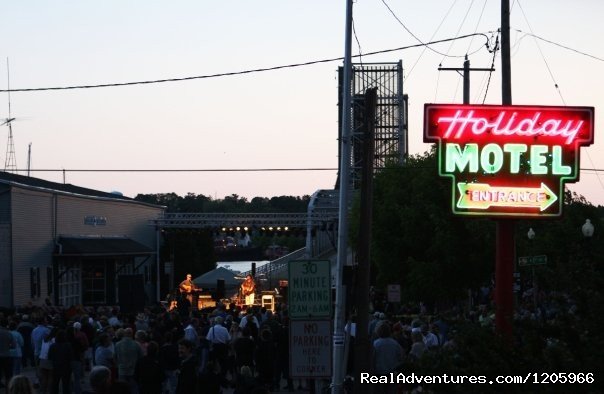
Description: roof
xmin=193 ymin=267 xmax=241 ymax=288
xmin=0 ymin=171 xmax=160 ymax=206
xmin=55 ymin=236 xmax=154 ymax=257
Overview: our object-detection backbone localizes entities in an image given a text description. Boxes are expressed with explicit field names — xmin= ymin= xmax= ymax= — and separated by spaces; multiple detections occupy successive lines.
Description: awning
xmin=55 ymin=236 xmax=154 ymax=257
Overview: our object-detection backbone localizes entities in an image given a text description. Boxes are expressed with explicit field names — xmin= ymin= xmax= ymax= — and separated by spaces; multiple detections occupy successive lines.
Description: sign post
xmin=290 ymin=320 xmax=332 ymax=379
xmin=289 ymin=260 xmax=332 ymax=380
xmin=424 ymin=104 xmax=594 ymax=337
xmin=288 ymin=260 xmax=332 ymax=319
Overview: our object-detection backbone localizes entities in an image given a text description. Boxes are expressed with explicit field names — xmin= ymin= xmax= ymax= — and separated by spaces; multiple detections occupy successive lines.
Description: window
xmin=58 ymin=263 xmax=80 ymax=307
xmin=30 ymin=267 xmax=41 ymax=298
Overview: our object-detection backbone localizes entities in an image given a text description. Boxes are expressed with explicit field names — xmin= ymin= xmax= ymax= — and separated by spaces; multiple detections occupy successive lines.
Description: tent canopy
xmin=193 ymin=267 xmax=241 ymax=289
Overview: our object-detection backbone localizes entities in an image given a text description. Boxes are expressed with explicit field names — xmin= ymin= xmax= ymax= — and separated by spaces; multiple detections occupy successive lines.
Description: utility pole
xmin=496 ymin=0 xmax=514 ymax=339
xmin=332 ymin=0 xmax=354 ymax=392
xmin=438 ymin=55 xmax=494 ymax=104
xmin=353 ymin=88 xmax=376 ymax=394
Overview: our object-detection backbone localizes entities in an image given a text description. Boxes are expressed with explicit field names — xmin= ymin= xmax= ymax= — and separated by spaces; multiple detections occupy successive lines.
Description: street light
xmin=582 ymin=219 xmax=594 ymax=238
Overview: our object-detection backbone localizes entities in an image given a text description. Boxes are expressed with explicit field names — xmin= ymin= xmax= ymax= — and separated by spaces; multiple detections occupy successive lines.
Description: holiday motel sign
xmin=424 ymin=104 xmax=594 ymax=217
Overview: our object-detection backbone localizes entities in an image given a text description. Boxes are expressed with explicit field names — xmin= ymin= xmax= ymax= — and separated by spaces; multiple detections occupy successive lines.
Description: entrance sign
xmin=290 ymin=319 xmax=332 ymax=378
xmin=424 ymin=104 xmax=594 ymax=217
xmin=288 ymin=260 xmax=331 ymax=319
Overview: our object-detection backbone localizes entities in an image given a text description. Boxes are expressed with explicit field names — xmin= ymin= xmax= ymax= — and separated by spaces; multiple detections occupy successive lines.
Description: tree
xmin=358 ymin=148 xmax=494 ymax=306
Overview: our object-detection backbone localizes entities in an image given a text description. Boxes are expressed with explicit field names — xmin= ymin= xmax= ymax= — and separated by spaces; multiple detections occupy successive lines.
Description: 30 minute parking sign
xmin=288 ymin=260 xmax=332 ymax=319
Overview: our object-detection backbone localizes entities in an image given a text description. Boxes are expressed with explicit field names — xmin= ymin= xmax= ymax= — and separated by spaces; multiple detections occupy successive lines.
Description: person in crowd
xmin=422 ymin=323 xmax=440 ymax=349
xmin=37 ymin=327 xmax=57 ymax=394
xmin=31 ymin=317 xmax=50 ymax=390
xmin=372 ymin=322 xmax=403 ymax=394
xmin=0 ymin=318 xmax=15 ymax=392
xmin=69 ymin=322 xmax=89 ymax=394
xmin=8 ymin=321 xmax=23 ymax=377
xmin=84 ymin=366 xmax=111 ymax=394
xmin=239 ymin=313 xmax=259 ymax=340
xmin=134 ymin=341 xmax=164 ymax=394
xmin=197 ymin=360 xmax=221 ymax=394
xmin=16 ymin=316 xmax=34 ymax=369
xmin=409 ymin=330 xmax=426 ymax=360
xmin=93 ymin=334 xmax=114 ymax=370
xmin=7 ymin=374 xmax=34 ymax=394
xmin=114 ymin=328 xmax=143 ymax=394
xmin=255 ymin=326 xmax=275 ymax=391
xmin=234 ymin=365 xmax=259 ymax=394
xmin=159 ymin=332 xmax=179 ymax=394
xmin=206 ymin=316 xmax=230 ymax=382
xmin=233 ymin=326 xmax=255 ymax=378
xmin=48 ymin=329 xmax=74 ymax=394
xmin=134 ymin=330 xmax=148 ymax=356
xmin=176 ymin=339 xmax=197 ymax=394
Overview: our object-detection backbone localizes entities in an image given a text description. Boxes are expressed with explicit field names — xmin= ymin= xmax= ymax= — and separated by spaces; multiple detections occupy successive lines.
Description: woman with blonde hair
xmin=8 ymin=374 xmax=34 ymax=394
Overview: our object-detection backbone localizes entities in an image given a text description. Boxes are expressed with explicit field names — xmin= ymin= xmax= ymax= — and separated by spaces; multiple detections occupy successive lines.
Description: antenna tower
xmin=3 ymin=58 xmax=17 ymax=173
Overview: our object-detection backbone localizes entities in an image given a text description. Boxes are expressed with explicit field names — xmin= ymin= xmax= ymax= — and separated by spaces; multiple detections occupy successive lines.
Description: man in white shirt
xmin=184 ymin=318 xmax=199 ymax=348
xmin=205 ymin=317 xmax=230 ymax=379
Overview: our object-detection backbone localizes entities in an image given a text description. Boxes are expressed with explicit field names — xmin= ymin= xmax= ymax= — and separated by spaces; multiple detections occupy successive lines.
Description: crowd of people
xmin=0 ymin=299 xmax=300 ymax=394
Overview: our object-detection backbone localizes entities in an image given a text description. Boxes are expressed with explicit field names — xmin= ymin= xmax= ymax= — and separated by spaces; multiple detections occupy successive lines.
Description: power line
xmin=408 ymin=0 xmax=459 ymax=82
xmin=517 ymin=0 xmax=565 ymax=105
xmin=0 ymin=33 xmax=490 ymax=93
xmin=381 ymin=0 xmax=486 ymax=59
xmin=482 ymin=32 xmax=500 ymax=103
xmin=12 ymin=167 xmax=604 ymax=173
xmin=440 ymin=0 xmax=475 ymax=63
xmin=16 ymin=168 xmax=339 ymax=173
xmin=516 ymin=30 xmax=604 ymax=63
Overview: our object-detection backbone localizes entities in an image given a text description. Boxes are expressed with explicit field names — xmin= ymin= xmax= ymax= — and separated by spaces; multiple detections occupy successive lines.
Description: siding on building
xmin=0 ymin=224 xmax=12 ymax=307
xmin=8 ymin=184 xmax=163 ymax=307
xmin=11 ymin=187 xmax=55 ymax=307
xmin=56 ymin=194 xmax=159 ymax=247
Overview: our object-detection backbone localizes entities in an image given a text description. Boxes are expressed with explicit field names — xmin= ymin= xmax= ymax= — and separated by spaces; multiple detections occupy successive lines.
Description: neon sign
xmin=424 ymin=104 xmax=594 ymax=217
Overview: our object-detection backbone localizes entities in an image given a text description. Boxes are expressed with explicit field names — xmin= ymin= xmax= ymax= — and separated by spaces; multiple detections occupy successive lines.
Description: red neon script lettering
xmin=438 ymin=110 xmax=583 ymax=144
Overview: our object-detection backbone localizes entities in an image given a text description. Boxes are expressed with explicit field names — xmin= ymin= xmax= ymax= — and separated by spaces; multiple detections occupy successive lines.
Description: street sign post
xmin=288 ymin=260 xmax=332 ymax=319
xmin=518 ymin=255 xmax=548 ymax=267
xmin=290 ymin=320 xmax=333 ymax=378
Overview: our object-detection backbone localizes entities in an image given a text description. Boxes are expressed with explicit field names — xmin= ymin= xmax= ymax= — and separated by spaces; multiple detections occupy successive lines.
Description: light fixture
xmin=284 ymin=226 xmax=289 ymax=231
xmin=527 ymin=228 xmax=535 ymax=240
xmin=582 ymin=219 xmax=594 ymax=238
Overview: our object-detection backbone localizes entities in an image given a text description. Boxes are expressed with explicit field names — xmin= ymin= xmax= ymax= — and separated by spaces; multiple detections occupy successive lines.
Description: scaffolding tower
xmin=338 ymin=61 xmax=408 ymax=188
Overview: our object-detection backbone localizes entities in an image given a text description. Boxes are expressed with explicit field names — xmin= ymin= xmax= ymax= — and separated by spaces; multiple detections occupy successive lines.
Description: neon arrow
xmin=457 ymin=182 xmax=558 ymax=211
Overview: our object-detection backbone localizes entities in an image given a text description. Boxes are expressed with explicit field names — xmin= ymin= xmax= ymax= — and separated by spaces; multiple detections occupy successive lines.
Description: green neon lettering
xmin=551 ymin=146 xmax=572 ymax=175
xmin=530 ymin=145 xmax=549 ymax=175
xmin=480 ymin=143 xmax=503 ymax=174
xmin=503 ymin=144 xmax=527 ymax=174
xmin=445 ymin=143 xmax=478 ymax=172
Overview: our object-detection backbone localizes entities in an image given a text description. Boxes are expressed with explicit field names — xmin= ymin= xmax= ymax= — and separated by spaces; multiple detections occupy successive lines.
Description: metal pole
xmin=332 ymin=0 xmax=354 ymax=392
xmin=156 ymin=227 xmax=161 ymax=303
xmin=496 ymin=0 xmax=514 ymax=339
xmin=353 ymin=88 xmax=376 ymax=394
xmin=463 ymin=56 xmax=470 ymax=104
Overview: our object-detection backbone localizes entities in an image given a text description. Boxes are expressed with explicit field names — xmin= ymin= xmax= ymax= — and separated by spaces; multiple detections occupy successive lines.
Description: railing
xmin=240 ymin=247 xmax=306 ymax=279
xmin=150 ymin=212 xmax=338 ymax=228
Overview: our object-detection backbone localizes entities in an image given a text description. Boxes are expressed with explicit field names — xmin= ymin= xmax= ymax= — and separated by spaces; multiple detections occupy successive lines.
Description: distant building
xmin=0 ymin=172 xmax=164 ymax=308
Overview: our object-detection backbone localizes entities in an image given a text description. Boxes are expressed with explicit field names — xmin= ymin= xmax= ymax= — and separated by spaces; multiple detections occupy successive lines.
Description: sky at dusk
xmin=1 ymin=1 xmax=603 ymax=206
